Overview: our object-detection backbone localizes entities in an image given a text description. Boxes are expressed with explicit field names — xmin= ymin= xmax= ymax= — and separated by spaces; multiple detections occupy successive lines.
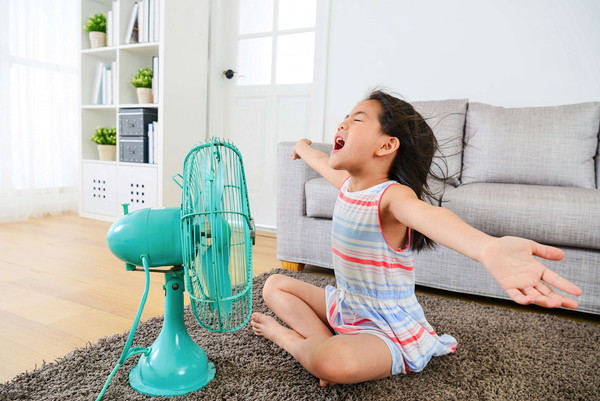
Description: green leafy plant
xmin=91 ymin=126 xmax=117 ymax=145
xmin=131 ymin=67 xmax=153 ymax=88
xmin=84 ymin=13 xmax=107 ymax=33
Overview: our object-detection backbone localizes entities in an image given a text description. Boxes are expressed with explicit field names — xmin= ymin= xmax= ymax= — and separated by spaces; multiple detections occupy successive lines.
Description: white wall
xmin=322 ymin=0 xmax=600 ymax=139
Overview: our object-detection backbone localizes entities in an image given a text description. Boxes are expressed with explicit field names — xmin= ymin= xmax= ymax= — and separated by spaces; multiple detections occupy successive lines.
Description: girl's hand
xmin=479 ymin=236 xmax=582 ymax=309
xmin=291 ymin=139 xmax=312 ymax=160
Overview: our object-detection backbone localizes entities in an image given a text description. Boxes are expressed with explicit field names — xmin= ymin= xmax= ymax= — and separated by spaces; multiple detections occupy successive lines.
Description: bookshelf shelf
xmin=79 ymin=0 xmax=209 ymax=221
xmin=82 ymin=105 xmax=117 ymax=110
xmin=81 ymin=159 xmax=118 ymax=165
xmin=118 ymin=103 xmax=158 ymax=108
xmin=82 ymin=46 xmax=118 ymax=55
xmin=120 ymin=42 xmax=159 ymax=52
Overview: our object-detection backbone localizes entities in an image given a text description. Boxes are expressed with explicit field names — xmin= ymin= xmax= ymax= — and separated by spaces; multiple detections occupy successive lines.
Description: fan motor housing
xmin=107 ymin=207 xmax=183 ymax=267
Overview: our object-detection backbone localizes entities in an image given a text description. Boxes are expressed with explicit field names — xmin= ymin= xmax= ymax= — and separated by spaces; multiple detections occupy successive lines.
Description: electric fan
xmin=96 ymin=138 xmax=254 ymax=400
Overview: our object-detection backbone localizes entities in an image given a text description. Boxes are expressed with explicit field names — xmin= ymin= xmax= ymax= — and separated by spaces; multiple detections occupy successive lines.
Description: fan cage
xmin=180 ymin=140 xmax=253 ymax=333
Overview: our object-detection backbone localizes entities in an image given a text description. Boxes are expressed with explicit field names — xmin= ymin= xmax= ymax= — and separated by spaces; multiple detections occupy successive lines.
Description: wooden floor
xmin=0 ymin=213 xmax=286 ymax=383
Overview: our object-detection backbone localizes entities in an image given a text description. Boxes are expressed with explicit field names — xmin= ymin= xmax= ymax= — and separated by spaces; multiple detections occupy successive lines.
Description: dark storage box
xmin=118 ymin=108 xmax=158 ymax=137
xmin=119 ymin=137 xmax=149 ymax=163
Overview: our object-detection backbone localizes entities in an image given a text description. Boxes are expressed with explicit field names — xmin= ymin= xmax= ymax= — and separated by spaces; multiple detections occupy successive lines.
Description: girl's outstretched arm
xmin=291 ymin=139 xmax=349 ymax=189
xmin=382 ymin=185 xmax=582 ymax=309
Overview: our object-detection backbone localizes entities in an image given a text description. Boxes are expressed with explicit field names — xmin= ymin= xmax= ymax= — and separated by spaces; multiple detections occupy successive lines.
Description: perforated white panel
xmin=82 ymin=162 xmax=117 ymax=216
xmin=117 ymin=165 xmax=158 ymax=213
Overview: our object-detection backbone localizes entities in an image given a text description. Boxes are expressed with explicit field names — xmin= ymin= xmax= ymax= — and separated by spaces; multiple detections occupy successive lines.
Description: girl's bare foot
xmin=251 ymin=312 xmax=340 ymax=387
xmin=250 ymin=312 xmax=304 ymax=352
xmin=250 ymin=312 xmax=302 ymax=343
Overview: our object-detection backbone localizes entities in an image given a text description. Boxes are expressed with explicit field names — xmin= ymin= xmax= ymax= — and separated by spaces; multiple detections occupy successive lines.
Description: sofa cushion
xmin=462 ymin=102 xmax=600 ymax=188
xmin=412 ymin=99 xmax=468 ymax=187
xmin=443 ymin=183 xmax=600 ymax=250
xmin=305 ymin=177 xmax=338 ymax=219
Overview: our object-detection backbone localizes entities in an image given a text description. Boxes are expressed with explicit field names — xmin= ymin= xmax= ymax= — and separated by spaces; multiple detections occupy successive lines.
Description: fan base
xmin=129 ymin=359 xmax=215 ymax=397
xmin=128 ymin=269 xmax=216 ymax=396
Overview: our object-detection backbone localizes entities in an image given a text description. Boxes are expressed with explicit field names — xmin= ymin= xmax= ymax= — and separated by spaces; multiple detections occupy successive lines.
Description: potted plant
xmin=84 ymin=13 xmax=107 ymax=48
xmin=131 ymin=67 xmax=153 ymax=103
xmin=91 ymin=126 xmax=117 ymax=161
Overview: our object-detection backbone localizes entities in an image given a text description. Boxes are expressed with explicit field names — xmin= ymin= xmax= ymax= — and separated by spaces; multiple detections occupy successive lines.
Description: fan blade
xmin=200 ymin=214 xmax=233 ymax=324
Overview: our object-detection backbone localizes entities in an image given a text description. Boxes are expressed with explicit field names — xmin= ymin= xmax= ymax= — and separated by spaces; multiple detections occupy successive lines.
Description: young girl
xmin=250 ymin=90 xmax=582 ymax=387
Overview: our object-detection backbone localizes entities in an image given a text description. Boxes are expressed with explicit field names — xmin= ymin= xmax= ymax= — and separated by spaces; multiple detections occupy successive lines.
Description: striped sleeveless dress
xmin=325 ymin=179 xmax=457 ymax=374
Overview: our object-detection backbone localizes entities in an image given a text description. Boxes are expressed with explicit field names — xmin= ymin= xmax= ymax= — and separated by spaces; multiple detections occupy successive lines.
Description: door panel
xmin=228 ymin=97 xmax=268 ymax=193
xmin=209 ymin=0 xmax=329 ymax=228
xmin=277 ymin=96 xmax=309 ymax=142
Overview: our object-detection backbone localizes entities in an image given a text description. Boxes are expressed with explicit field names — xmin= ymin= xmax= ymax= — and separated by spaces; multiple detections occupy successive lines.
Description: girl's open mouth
xmin=334 ymin=135 xmax=345 ymax=151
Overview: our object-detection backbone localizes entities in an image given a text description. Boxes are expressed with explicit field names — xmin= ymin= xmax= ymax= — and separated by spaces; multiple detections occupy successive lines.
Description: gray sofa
xmin=276 ymin=99 xmax=600 ymax=315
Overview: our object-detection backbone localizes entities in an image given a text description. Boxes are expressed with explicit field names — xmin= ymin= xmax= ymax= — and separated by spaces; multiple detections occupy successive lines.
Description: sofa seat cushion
xmin=443 ymin=183 xmax=600 ymax=250
xmin=305 ymin=177 xmax=339 ymax=218
xmin=462 ymin=102 xmax=600 ymax=189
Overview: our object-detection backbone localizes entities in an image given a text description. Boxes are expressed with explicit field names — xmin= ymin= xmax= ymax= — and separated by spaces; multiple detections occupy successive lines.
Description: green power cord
xmin=95 ymin=255 xmax=152 ymax=401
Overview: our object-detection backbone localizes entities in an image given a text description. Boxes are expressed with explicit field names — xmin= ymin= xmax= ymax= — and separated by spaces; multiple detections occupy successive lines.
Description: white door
xmin=208 ymin=0 xmax=330 ymax=229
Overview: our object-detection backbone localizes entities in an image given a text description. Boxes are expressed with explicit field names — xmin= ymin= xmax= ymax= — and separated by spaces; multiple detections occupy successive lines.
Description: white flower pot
xmin=136 ymin=87 xmax=153 ymax=104
xmin=98 ymin=144 xmax=116 ymax=161
xmin=89 ymin=31 xmax=107 ymax=48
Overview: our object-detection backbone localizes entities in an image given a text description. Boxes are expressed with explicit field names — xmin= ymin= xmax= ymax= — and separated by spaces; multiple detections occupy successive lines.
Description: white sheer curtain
xmin=0 ymin=0 xmax=79 ymax=222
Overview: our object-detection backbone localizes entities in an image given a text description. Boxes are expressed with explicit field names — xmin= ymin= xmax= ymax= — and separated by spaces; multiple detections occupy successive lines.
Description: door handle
xmin=223 ymin=69 xmax=245 ymax=79
xmin=223 ymin=69 xmax=237 ymax=79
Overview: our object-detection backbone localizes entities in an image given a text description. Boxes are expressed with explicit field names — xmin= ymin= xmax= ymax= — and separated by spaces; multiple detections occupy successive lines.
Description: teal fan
xmin=96 ymin=138 xmax=254 ymax=399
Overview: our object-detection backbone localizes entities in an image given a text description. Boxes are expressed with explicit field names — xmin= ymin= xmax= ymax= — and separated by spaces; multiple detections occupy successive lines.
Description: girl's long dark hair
xmin=366 ymin=90 xmax=439 ymax=251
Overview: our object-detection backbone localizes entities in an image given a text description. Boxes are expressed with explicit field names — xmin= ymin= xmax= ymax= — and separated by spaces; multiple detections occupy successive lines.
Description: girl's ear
xmin=376 ymin=136 xmax=400 ymax=156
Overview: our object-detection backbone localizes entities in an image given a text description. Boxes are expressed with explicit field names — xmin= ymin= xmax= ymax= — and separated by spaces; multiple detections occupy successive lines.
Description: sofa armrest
xmin=276 ymin=141 xmax=332 ymax=218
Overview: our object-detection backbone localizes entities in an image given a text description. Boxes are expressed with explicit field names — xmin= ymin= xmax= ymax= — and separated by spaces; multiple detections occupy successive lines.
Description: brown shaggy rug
xmin=1 ymin=269 xmax=598 ymax=401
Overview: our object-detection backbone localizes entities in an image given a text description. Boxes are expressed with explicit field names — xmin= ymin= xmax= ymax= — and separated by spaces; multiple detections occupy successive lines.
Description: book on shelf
xmin=139 ymin=0 xmax=154 ymax=43
xmin=148 ymin=0 xmax=154 ymax=42
xmin=111 ymin=0 xmax=119 ymax=46
xmin=153 ymin=0 xmax=160 ymax=42
xmin=138 ymin=1 xmax=145 ymax=43
xmin=106 ymin=1 xmax=119 ymax=46
xmin=107 ymin=10 xmax=113 ymax=46
xmin=91 ymin=62 xmax=103 ymax=104
xmin=91 ymin=62 xmax=115 ymax=105
xmin=124 ymin=2 xmax=139 ymax=44
xmin=147 ymin=121 xmax=160 ymax=164
xmin=102 ymin=65 xmax=111 ymax=105
xmin=123 ymin=0 xmax=160 ymax=45
xmin=152 ymin=56 xmax=159 ymax=104
xmin=111 ymin=61 xmax=117 ymax=104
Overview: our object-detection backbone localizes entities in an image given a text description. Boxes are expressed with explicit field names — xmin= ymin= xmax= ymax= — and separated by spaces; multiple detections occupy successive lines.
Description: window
xmin=0 ymin=0 xmax=79 ymax=221
xmin=236 ymin=0 xmax=317 ymax=85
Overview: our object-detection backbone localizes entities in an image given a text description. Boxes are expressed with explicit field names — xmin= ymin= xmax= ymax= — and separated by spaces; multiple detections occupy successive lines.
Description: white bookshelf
xmin=79 ymin=0 xmax=209 ymax=221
